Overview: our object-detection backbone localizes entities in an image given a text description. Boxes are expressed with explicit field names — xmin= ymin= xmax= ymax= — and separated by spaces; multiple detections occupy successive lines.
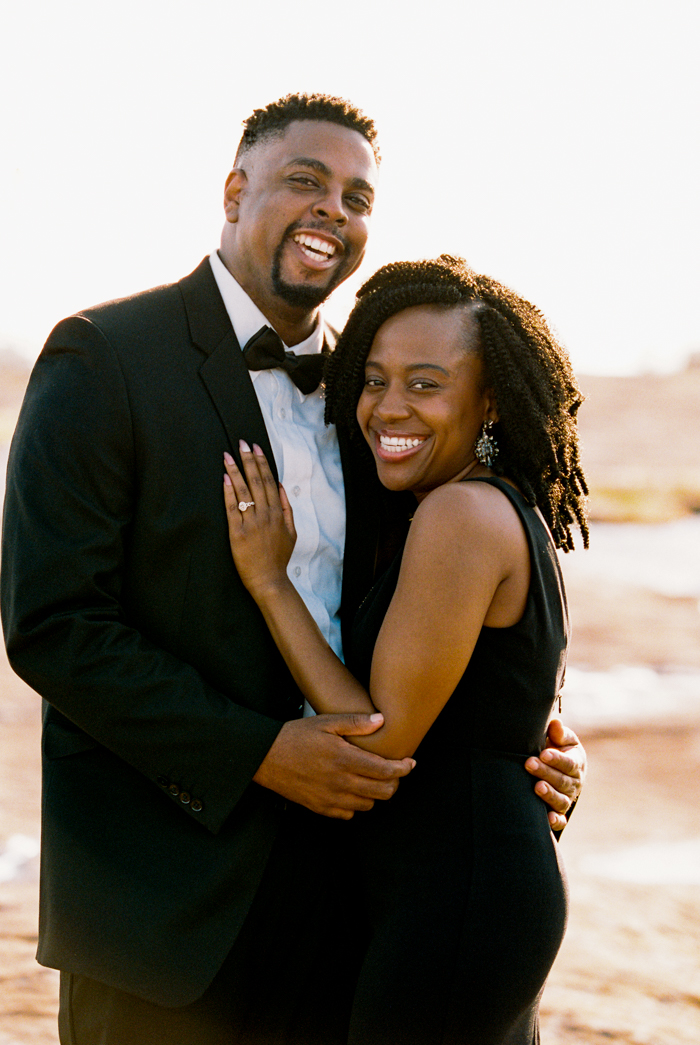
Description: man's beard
xmin=270 ymin=230 xmax=350 ymax=309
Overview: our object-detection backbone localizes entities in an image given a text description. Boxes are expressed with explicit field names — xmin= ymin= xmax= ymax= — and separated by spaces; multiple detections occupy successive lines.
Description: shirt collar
xmin=209 ymin=250 xmax=324 ymax=357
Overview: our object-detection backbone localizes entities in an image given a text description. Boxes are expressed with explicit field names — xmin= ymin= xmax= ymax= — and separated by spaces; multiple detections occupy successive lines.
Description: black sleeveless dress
xmin=344 ymin=478 xmax=569 ymax=1045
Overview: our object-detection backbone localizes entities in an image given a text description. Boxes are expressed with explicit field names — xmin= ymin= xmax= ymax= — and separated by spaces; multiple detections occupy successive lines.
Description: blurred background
xmin=1 ymin=1 xmax=699 ymax=1042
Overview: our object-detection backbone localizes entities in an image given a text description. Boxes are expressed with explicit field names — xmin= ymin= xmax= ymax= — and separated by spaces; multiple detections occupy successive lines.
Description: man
xmin=1 ymin=94 xmax=584 ymax=1044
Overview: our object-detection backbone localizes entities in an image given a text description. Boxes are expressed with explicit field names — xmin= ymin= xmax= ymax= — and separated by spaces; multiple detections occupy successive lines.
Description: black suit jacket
xmin=1 ymin=258 xmax=389 ymax=1005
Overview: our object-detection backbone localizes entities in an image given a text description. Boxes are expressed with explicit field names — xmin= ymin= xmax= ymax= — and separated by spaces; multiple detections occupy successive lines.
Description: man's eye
xmin=347 ymin=195 xmax=371 ymax=212
xmin=289 ymin=176 xmax=317 ymax=187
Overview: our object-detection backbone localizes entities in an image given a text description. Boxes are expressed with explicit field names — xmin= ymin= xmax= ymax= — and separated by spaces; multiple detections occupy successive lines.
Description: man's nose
xmin=312 ymin=187 xmax=348 ymax=226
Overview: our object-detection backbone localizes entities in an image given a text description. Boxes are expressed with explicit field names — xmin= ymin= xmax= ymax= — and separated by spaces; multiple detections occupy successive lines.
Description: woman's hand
xmin=223 ymin=442 xmax=296 ymax=598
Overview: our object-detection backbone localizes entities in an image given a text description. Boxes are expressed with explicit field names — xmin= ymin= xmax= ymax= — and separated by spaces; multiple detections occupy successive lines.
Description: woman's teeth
xmin=293 ymin=234 xmax=336 ymax=259
xmin=379 ymin=436 xmax=425 ymax=453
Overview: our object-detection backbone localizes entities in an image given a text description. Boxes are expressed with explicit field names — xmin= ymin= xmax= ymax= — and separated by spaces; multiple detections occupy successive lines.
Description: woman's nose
xmin=375 ymin=384 xmax=410 ymax=420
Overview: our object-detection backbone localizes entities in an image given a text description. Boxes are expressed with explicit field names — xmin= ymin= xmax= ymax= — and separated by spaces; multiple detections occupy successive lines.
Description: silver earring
xmin=474 ymin=420 xmax=499 ymax=467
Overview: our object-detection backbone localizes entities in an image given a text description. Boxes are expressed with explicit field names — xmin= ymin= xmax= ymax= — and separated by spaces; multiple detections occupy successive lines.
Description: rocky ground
xmin=1 ymin=358 xmax=699 ymax=1043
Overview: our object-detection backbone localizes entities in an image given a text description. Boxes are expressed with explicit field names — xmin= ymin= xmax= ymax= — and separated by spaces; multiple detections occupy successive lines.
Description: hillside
xmin=3 ymin=353 xmax=700 ymax=522
xmin=577 ymin=363 xmax=700 ymax=520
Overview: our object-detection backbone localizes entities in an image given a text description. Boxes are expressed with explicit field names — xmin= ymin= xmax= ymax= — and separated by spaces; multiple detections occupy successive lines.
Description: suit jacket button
xmin=168 ymin=784 xmax=180 ymax=796
xmin=157 ymin=777 xmax=169 ymax=788
xmin=191 ymin=800 xmax=203 ymax=812
xmin=179 ymin=792 xmax=191 ymax=805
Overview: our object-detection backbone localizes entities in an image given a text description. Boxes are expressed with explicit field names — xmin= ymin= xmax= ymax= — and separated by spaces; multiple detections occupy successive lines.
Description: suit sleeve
xmin=1 ymin=316 xmax=283 ymax=834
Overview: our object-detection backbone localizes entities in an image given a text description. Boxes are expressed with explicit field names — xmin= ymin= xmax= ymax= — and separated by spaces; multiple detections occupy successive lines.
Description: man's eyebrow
xmin=286 ymin=158 xmax=375 ymax=194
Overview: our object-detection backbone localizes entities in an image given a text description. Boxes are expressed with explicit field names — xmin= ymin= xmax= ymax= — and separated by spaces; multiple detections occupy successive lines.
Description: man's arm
xmin=526 ymin=719 xmax=586 ymax=831
xmin=1 ymin=317 xmax=411 ymax=830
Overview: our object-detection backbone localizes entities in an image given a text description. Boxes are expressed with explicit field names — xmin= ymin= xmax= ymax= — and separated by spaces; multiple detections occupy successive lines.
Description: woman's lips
xmin=374 ymin=432 xmax=427 ymax=462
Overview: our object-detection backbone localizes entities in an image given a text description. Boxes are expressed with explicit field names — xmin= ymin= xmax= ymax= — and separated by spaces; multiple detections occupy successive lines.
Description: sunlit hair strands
xmin=235 ymin=93 xmax=381 ymax=165
xmin=325 ymin=255 xmax=589 ymax=551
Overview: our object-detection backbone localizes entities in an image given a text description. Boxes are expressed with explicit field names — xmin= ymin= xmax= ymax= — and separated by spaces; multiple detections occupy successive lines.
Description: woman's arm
xmin=224 ymin=445 xmax=525 ymax=760
xmin=223 ymin=446 xmax=377 ymax=719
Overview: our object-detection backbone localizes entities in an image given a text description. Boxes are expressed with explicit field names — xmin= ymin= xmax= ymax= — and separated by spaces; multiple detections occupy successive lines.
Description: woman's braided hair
xmin=325 ymin=255 xmax=589 ymax=550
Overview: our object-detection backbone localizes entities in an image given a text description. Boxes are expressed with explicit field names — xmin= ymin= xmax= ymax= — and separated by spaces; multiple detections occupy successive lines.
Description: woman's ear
xmin=484 ymin=390 xmax=499 ymax=424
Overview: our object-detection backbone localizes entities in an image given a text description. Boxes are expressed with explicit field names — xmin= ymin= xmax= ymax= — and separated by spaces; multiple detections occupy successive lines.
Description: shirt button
xmin=279 ymin=408 xmax=286 ymax=419
xmin=294 ymin=566 xmax=301 ymax=578
xmin=292 ymin=486 xmax=301 ymax=497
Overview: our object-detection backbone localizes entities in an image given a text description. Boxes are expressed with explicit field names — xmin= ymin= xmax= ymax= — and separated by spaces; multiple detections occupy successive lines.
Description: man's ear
xmin=223 ymin=169 xmax=247 ymax=224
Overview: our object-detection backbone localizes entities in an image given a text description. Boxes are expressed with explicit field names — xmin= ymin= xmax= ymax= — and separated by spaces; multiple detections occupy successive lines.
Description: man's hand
xmin=525 ymin=719 xmax=586 ymax=831
xmin=253 ymin=713 xmax=416 ymax=819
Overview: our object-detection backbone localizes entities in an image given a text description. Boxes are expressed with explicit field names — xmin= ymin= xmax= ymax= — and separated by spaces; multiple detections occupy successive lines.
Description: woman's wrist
xmin=247 ymin=571 xmax=295 ymax=605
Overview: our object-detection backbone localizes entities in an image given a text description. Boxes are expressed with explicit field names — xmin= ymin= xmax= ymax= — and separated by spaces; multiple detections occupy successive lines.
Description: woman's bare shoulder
xmin=410 ymin=479 xmax=523 ymax=545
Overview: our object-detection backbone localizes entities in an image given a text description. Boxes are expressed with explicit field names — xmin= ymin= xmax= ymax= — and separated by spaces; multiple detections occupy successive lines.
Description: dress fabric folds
xmin=345 ymin=478 xmax=570 ymax=1045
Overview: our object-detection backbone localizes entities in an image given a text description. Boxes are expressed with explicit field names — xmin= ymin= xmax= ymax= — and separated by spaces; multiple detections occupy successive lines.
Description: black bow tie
xmin=242 ymin=326 xmax=325 ymax=395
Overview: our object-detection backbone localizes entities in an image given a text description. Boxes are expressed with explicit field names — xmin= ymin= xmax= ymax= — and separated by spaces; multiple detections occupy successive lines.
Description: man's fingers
xmin=546 ymin=718 xmax=581 ymax=750
xmin=253 ymin=716 xmax=415 ymax=820
xmin=532 ymin=777 xmax=571 ymax=815
xmin=547 ymin=810 xmax=568 ymax=832
xmin=327 ymin=710 xmax=384 ymax=735
xmin=540 ymin=749 xmax=577 ymax=778
xmin=320 ymin=712 xmax=416 ymax=777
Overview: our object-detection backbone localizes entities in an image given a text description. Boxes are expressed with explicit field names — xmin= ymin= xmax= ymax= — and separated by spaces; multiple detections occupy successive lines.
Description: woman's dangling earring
xmin=474 ymin=419 xmax=499 ymax=467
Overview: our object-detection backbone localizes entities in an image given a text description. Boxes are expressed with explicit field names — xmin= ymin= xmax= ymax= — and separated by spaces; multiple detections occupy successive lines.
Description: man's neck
xmin=217 ymin=251 xmax=320 ymax=347
xmin=250 ymin=296 xmax=319 ymax=347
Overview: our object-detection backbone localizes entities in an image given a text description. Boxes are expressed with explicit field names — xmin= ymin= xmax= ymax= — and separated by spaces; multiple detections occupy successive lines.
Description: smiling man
xmin=222 ymin=118 xmax=375 ymax=330
xmin=2 ymin=94 xmax=585 ymax=1044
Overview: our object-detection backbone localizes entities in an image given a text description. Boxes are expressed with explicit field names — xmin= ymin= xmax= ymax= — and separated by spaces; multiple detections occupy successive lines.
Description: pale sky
xmin=1 ymin=0 xmax=698 ymax=374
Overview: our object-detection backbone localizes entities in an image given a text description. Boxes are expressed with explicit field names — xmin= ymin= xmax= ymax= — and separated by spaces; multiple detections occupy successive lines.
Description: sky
xmin=1 ymin=0 xmax=699 ymax=374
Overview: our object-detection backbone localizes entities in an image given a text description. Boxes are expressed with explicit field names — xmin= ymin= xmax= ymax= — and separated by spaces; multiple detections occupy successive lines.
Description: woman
xmin=223 ymin=255 xmax=589 ymax=1044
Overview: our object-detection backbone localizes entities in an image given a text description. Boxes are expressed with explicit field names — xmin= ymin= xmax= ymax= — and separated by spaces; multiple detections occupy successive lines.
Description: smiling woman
xmin=223 ymin=253 xmax=589 ymax=1043
xmin=327 ymin=254 xmax=589 ymax=551
xmin=356 ymin=305 xmax=496 ymax=501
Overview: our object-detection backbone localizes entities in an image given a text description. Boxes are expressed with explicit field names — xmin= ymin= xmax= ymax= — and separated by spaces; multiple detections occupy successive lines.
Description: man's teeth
xmin=293 ymin=234 xmax=336 ymax=259
xmin=379 ymin=436 xmax=425 ymax=453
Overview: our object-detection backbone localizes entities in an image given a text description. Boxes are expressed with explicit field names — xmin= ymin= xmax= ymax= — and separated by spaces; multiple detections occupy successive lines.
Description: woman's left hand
xmin=223 ymin=442 xmax=297 ymax=598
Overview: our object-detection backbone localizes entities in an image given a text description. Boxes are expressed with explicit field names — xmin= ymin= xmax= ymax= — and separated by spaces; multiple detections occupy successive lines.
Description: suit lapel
xmin=179 ymin=259 xmax=378 ymax=637
xmin=178 ymin=259 xmax=278 ymax=479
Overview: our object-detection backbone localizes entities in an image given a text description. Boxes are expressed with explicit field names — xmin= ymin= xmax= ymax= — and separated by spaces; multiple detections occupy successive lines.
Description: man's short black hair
xmin=235 ymin=93 xmax=380 ymax=165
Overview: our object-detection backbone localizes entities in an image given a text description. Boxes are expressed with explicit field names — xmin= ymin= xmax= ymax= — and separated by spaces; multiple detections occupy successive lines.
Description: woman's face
xmin=356 ymin=305 xmax=496 ymax=501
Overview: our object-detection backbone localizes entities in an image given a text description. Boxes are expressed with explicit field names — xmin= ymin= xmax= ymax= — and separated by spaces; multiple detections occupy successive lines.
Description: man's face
xmin=223 ymin=120 xmax=377 ymax=313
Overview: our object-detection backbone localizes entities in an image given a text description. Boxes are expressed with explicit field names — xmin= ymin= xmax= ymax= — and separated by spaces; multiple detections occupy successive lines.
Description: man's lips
xmin=291 ymin=231 xmax=343 ymax=269
xmin=374 ymin=432 xmax=428 ymax=461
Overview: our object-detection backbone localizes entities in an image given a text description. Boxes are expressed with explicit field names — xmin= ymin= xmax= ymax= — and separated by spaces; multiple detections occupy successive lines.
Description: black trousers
xmin=58 ymin=808 xmax=367 ymax=1045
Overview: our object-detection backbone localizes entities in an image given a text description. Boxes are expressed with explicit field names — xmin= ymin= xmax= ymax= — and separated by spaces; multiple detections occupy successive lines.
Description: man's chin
xmin=271 ymin=259 xmax=348 ymax=310
xmin=272 ymin=282 xmax=331 ymax=309
xmin=271 ymin=275 xmax=338 ymax=310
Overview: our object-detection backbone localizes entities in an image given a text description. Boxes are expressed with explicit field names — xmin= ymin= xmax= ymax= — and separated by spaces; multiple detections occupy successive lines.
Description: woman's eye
xmin=411 ymin=379 xmax=437 ymax=390
xmin=363 ymin=376 xmax=383 ymax=387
